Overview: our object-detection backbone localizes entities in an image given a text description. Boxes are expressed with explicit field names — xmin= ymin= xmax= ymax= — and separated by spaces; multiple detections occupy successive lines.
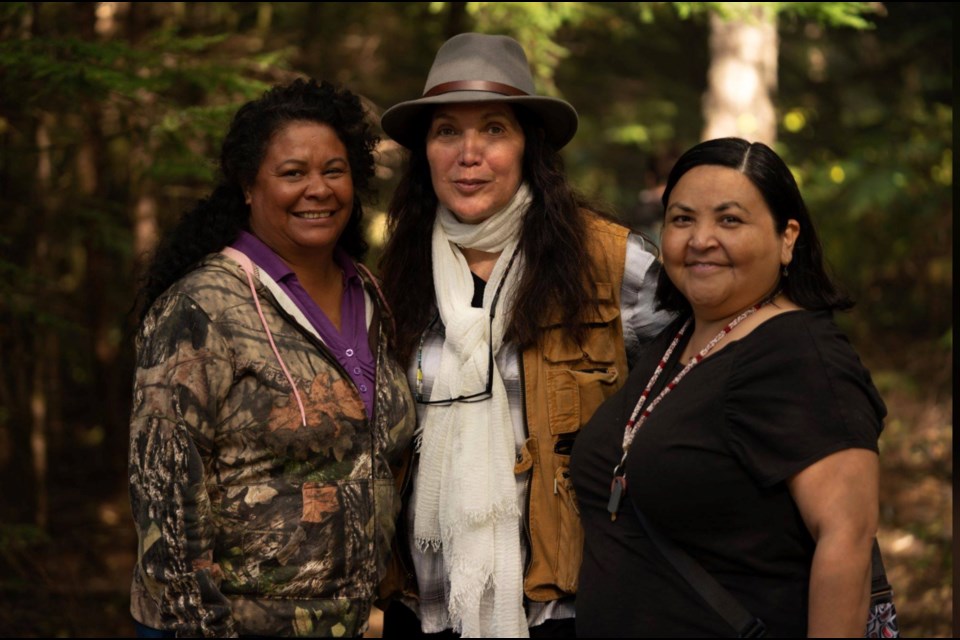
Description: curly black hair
xmin=136 ymin=78 xmax=378 ymax=322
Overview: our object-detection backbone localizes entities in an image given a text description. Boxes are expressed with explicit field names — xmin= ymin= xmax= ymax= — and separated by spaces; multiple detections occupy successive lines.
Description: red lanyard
xmin=607 ymin=301 xmax=767 ymax=521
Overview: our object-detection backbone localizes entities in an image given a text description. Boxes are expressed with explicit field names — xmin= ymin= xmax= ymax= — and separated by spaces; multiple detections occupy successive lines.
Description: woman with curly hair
xmin=128 ymin=78 xmax=414 ymax=637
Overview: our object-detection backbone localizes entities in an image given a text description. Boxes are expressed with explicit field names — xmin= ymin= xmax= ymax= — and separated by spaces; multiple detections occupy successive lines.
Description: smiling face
xmin=662 ymin=164 xmax=799 ymax=321
xmin=425 ymin=102 xmax=526 ymax=224
xmin=245 ymin=121 xmax=353 ymax=264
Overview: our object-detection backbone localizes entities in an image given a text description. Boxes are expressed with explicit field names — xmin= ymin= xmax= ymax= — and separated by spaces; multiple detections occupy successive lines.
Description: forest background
xmin=0 ymin=2 xmax=952 ymax=637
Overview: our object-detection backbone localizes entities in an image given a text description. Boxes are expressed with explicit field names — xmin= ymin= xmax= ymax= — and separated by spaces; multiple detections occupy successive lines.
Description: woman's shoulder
xmin=350 ymin=259 xmax=394 ymax=316
xmin=578 ymin=210 xmax=639 ymax=283
xmin=728 ymin=309 xmax=886 ymax=429
xmin=722 ymin=309 xmax=885 ymax=486
xmin=135 ymin=257 xmax=244 ymax=367
xmin=740 ymin=309 xmax=863 ymax=367
xmin=146 ymin=253 xmax=248 ymax=321
xmin=580 ymin=208 xmax=630 ymax=239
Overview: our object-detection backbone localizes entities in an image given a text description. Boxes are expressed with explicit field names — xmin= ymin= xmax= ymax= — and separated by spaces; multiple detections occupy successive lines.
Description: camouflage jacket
xmin=128 ymin=251 xmax=415 ymax=637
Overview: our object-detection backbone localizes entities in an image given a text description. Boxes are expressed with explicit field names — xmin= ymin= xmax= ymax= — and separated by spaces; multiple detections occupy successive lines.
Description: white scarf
xmin=414 ymin=183 xmax=531 ymax=638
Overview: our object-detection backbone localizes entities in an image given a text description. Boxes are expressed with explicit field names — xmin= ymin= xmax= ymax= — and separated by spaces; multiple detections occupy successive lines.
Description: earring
xmin=781 ymin=264 xmax=789 ymax=278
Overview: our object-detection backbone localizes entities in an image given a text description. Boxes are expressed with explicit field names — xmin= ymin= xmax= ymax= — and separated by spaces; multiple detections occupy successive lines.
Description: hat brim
xmin=380 ymin=90 xmax=579 ymax=150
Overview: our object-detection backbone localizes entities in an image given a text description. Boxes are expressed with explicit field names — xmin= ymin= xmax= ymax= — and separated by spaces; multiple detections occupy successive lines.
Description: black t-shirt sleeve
xmin=722 ymin=311 xmax=886 ymax=487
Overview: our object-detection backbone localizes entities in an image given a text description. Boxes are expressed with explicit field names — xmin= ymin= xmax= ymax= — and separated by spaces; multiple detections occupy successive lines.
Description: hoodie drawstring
xmin=221 ymin=247 xmax=308 ymax=428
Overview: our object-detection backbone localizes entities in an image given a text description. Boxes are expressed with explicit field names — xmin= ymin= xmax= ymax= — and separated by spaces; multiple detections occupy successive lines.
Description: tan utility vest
xmin=515 ymin=214 xmax=630 ymax=601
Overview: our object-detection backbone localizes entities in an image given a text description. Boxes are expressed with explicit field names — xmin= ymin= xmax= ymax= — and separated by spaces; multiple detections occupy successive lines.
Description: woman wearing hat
xmin=377 ymin=33 xmax=672 ymax=637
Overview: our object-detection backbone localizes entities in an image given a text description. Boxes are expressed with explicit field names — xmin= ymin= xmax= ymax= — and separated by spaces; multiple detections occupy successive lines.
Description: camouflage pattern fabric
xmin=129 ymin=253 xmax=415 ymax=637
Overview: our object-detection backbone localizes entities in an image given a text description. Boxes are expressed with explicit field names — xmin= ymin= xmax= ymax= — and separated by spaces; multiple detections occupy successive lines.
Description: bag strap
xmin=870 ymin=539 xmax=893 ymax=601
xmin=631 ymin=504 xmax=767 ymax=638
xmin=634 ymin=499 xmax=891 ymax=638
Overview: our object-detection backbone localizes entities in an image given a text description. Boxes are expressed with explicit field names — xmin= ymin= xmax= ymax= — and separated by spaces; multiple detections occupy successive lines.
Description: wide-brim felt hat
xmin=381 ymin=32 xmax=579 ymax=150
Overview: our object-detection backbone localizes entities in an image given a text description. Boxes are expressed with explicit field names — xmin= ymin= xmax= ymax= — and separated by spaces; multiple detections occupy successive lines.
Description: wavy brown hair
xmin=379 ymin=105 xmax=618 ymax=364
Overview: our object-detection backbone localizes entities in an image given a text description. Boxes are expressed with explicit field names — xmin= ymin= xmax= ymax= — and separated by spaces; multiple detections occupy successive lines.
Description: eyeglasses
xmin=414 ymin=249 xmax=518 ymax=406
xmin=415 ymin=312 xmax=494 ymax=405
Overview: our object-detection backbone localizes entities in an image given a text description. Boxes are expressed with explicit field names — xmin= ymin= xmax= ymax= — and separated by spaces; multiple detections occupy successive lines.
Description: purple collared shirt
xmin=231 ymin=230 xmax=376 ymax=418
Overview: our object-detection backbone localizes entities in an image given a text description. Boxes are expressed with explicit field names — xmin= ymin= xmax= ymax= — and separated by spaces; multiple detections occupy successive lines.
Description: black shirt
xmin=570 ymin=310 xmax=885 ymax=637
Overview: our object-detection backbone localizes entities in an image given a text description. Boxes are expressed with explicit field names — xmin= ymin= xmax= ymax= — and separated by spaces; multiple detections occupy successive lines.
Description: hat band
xmin=423 ymin=80 xmax=529 ymax=98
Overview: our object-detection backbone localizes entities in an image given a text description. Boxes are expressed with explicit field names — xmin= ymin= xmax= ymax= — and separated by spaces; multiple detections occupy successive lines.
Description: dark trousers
xmin=134 ymin=621 xmax=175 ymax=638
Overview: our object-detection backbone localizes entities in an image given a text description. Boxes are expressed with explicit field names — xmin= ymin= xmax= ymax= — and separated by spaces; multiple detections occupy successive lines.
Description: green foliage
xmin=0 ymin=1 xmax=28 ymax=36
xmin=0 ymin=3 xmax=298 ymax=530
xmin=438 ymin=2 xmax=594 ymax=94
xmin=776 ymin=3 xmax=952 ymax=344
xmin=775 ymin=2 xmax=881 ymax=29
xmin=642 ymin=2 xmax=879 ymax=28
xmin=0 ymin=524 xmax=49 ymax=556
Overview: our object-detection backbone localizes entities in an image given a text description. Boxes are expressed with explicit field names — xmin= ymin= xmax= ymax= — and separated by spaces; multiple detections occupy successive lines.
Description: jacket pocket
xmin=221 ymin=479 xmax=375 ymax=599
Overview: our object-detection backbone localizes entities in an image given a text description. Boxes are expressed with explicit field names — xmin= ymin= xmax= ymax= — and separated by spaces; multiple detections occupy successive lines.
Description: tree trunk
xmin=30 ymin=113 xmax=53 ymax=529
xmin=701 ymin=6 xmax=778 ymax=145
xmin=126 ymin=2 xmax=160 ymax=269
xmin=444 ymin=2 xmax=469 ymax=39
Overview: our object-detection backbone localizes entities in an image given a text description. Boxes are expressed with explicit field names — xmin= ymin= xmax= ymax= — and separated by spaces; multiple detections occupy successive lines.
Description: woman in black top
xmin=570 ymin=138 xmax=885 ymax=637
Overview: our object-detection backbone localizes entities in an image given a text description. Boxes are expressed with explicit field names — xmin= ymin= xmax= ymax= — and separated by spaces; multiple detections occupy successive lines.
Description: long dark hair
xmin=379 ymin=104 xmax=612 ymax=364
xmin=135 ymin=78 xmax=378 ymax=323
xmin=655 ymin=137 xmax=852 ymax=315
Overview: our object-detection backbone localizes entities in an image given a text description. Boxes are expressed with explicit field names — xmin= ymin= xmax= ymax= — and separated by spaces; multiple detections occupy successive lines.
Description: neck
xmin=280 ymin=245 xmax=338 ymax=283
xmin=285 ymin=248 xmax=346 ymax=331
xmin=684 ymin=291 xmax=784 ymax=362
xmin=691 ymin=308 xmax=751 ymax=340
xmin=459 ymin=246 xmax=502 ymax=281
xmin=692 ymin=285 xmax=782 ymax=329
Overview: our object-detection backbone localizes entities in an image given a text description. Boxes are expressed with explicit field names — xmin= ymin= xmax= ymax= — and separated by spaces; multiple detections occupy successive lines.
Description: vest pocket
xmin=541 ymin=283 xmax=623 ymax=434
xmin=553 ymin=465 xmax=583 ymax=593
xmin=546 ymin=366 xmax=619 ymax=435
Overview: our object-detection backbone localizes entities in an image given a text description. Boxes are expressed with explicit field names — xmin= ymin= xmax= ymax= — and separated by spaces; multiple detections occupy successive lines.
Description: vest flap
xmin=538 ymin=282 xmax=620 ymax=334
